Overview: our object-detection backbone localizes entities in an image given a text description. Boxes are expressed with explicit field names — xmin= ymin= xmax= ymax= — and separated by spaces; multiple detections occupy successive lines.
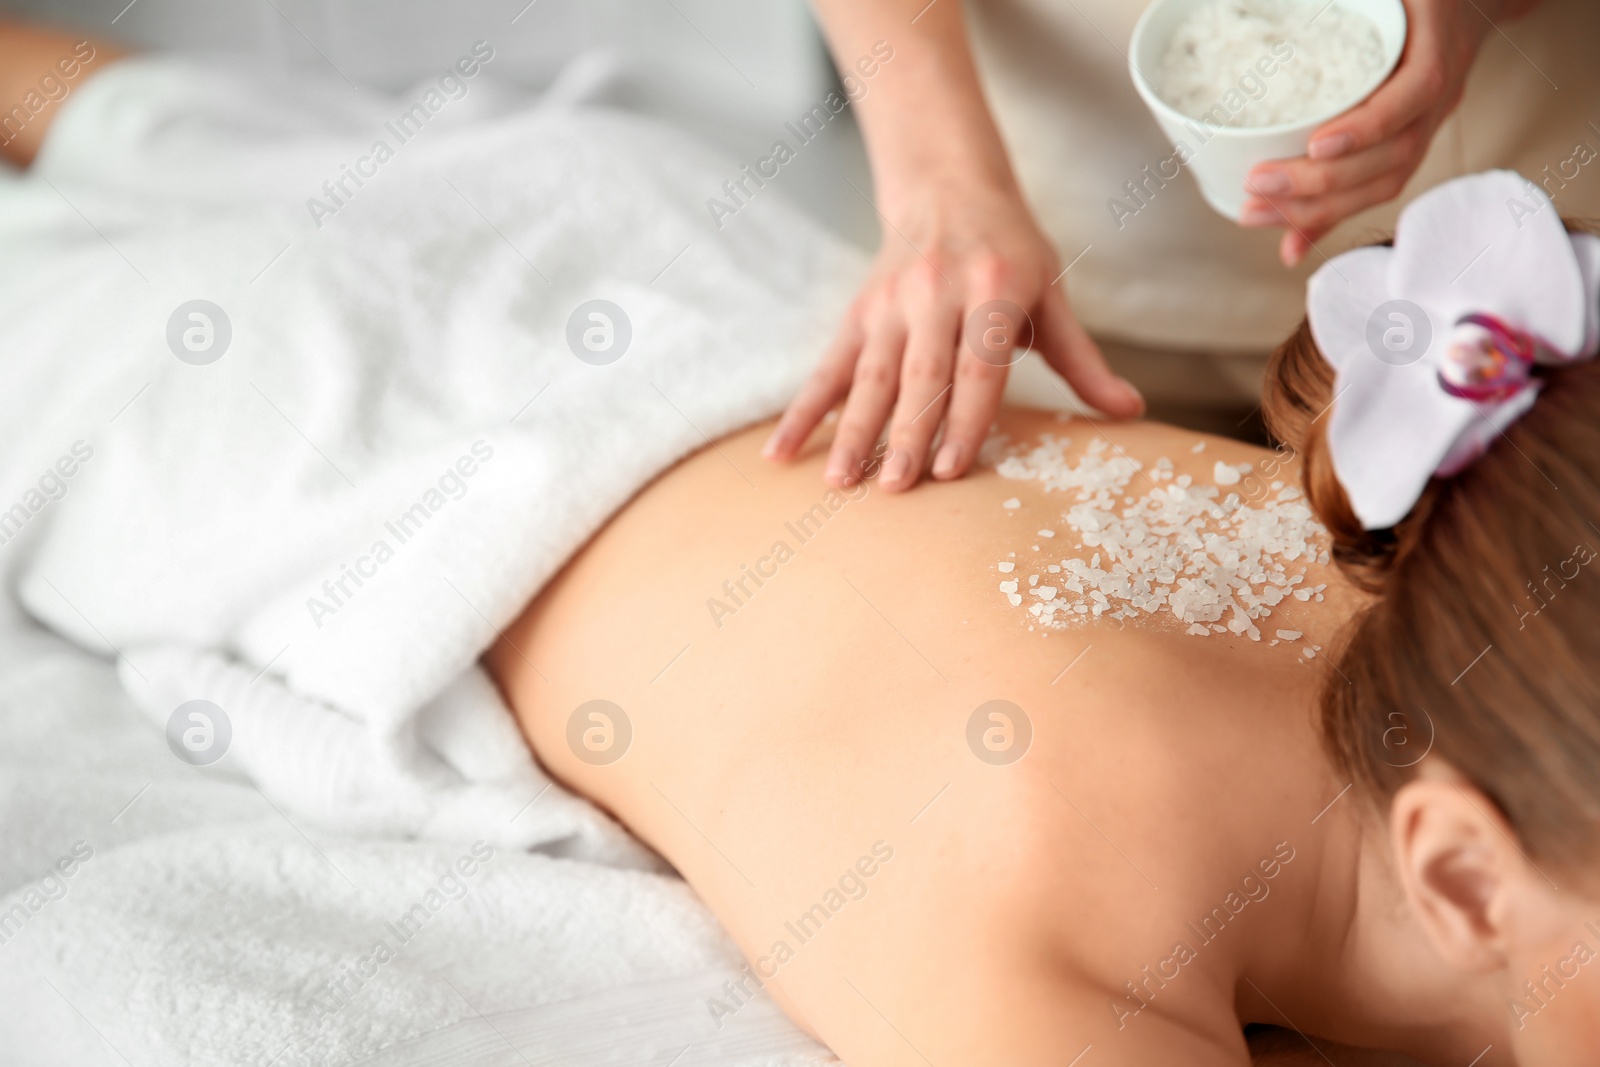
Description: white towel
xmin=1 ymin=54 xmax=862 ymax=854
xmin=0 ymin=53 xmax=861 ymax=1066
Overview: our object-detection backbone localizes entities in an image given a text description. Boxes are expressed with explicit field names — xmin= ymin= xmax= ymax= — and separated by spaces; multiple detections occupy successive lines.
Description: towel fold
xmin=2 ymin=54 xmax=862 ymax=851
xmin=0 ymin=53 xmax=858 ymax=1066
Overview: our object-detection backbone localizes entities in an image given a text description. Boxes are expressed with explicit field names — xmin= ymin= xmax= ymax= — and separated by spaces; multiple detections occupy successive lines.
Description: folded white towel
xmin=0 ymin=54 xmax=859 ymax=1065
xmin=3 ymin=54 xmax=861 ymax=853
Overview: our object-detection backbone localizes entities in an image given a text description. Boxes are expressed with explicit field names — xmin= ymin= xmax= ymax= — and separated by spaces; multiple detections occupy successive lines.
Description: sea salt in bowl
xmin=1129 ymin=0 xmax=1406 ymax=220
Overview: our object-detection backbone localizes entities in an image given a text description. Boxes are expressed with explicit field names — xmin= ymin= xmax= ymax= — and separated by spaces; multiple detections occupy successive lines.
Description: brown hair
xmin=1263 ymin=237 xmax=1600 ymax=879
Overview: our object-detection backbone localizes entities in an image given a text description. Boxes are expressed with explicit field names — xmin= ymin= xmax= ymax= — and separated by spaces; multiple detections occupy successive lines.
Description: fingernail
xmin=1239 ymin=202 xmax=1280 ymax=227
xmin=825 ymin=455 xmax=849 ymax=484
xmin=1117 ymin=376 xmax=1145 ymax=416
xmin=882 ymin=450 xmax=911 ymax=486
xmin=1308 ymin=133 xmax=1352 ymax=160
xmin=1249 ymin=171 xmax=1291 ymax=197
xmin=761 ymin=433 xmax=781 ymax=459
xmin=932 ymin=441 xmax=963 ymax=478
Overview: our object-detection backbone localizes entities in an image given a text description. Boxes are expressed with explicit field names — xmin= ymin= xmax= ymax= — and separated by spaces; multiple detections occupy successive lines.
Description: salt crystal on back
xmin=991 ymin=432 xmax=1329 ymax=641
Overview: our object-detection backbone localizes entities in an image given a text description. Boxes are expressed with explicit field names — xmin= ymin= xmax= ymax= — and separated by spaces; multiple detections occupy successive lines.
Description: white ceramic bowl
xmin=1129 ymin=0 xmax=1407 ymax=220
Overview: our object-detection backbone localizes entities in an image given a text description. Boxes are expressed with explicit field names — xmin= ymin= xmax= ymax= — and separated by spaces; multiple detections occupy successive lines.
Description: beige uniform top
xmin=966 ymin=0 xmax=1600 ymax=354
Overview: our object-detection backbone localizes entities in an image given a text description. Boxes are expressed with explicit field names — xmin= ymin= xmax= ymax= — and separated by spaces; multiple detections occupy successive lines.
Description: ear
xmin=1389 ymin=767 xmax=1523 ymax=973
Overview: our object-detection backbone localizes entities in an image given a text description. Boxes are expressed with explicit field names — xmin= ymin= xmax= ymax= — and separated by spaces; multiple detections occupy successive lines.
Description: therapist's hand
xmin=764 ymin=0 xmax=1143 ymax=492
xmin=1241 ymin=0 xmax=1542 ymax=266
xmin=763 ymin=176 xmax=1143 ymax=491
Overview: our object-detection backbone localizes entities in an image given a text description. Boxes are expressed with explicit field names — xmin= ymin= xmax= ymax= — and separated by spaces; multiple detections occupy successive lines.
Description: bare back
xmin=489 ymin=409 xmax=1366 ymax=1066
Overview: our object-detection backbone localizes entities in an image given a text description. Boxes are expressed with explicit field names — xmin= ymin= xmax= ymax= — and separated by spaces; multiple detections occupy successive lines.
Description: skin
xmin=8 ymin=16 xmax=1588 ymax=1062
xmin=761 ymin=0 xmax=1146 ymax=496
xmin=490 ymin=409 xmax=1600 ymax=1066
xmin=0 ymin=19 xmax=123 ymax=169
xmin=1243 ymin=0 xmax=1544 ymax=265
xmin=767 ymin=0 xmax=1543 ymax=492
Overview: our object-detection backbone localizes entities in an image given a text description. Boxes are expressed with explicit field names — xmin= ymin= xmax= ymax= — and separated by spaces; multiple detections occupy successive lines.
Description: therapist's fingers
xmin=1245 ymin=129 xmax=1416 ymax=203
xmin=1242 ymin=116 xmax=1432 ymax=265
xmin=931 ymin=338 xmax=1009 ymax=482
xmin=1272 ymin=228 xmax=1307 ymax=271
xmin=1300 ymin=36 xmax=1445 ymax=163
xmin=1233 ymin=3 xmax=1480 ymax=269
xmin=1033 ymin=286 xmax=1144 ymax=420
xmin=933 ymin=272 xmax=1048 ymax=482
xmin=881 ymin=285 xmax=960 ymax=492
xmin=825 ymin=318 xmax=906 ymax=488
xmin=1264 ymin=176 xmax=1399 ymax=267
xmin=764 ymin=308 xmax=866 ymax=461
xmin=1241 ymin=172 xmax=1415 ymax=261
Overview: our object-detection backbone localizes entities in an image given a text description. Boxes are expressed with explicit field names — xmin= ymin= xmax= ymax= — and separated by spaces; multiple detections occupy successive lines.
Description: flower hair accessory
xmin=1306 ymin=170 xmax=1600 ymax=530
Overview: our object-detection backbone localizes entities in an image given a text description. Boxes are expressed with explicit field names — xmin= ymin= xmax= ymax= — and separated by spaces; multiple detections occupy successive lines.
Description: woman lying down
xmin=5 ymin=23 xmax=1594 ymax=1067
xmin=489 ymin=173 xmax=1600 ymax=1067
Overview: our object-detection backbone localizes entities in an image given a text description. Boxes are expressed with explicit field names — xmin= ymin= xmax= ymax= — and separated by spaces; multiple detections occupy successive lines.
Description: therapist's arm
xmin=763 ymin=0 xmax=1144 ymax=493
xmin=1244 ymin=0 xmax=1543 ymax=266
xmin=0 ymin=20 xmax=124 ymax=169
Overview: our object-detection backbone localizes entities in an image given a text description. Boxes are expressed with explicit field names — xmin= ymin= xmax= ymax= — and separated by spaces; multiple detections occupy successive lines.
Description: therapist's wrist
xmin=868 ymin=133 xmax=1024 ymax=222
xmin=868 ymin=165 xmax=1051 ymax=272
xmin=850 ymin=76 xmax=1022 ymax=216
xmin=874 ymin=165 xmax=1021 ymax=223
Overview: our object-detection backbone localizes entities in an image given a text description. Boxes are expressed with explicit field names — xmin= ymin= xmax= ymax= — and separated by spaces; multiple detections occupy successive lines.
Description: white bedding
xmin=0 ymin=53 xmax=859 ymax=1066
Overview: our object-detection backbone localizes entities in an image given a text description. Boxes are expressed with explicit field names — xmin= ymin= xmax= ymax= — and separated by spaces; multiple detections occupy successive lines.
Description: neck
xmin=1239 ymin=803 xmax=1512 ymax=1065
